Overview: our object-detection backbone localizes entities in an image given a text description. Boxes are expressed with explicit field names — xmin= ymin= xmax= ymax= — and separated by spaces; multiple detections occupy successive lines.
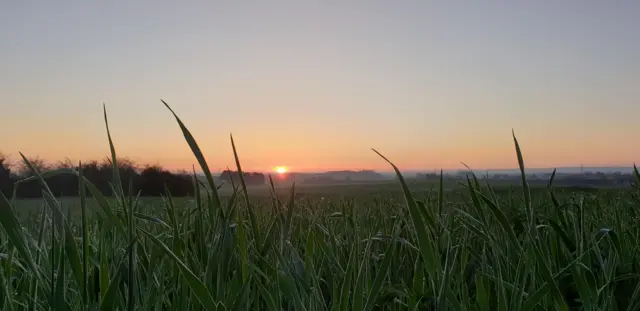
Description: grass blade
xmin=103 ymin=104 xmax=125 ymax=204
xmin=230 ymin=134 xmax=261 ymax=242
xmin=0 ymin=194 xmax=39 ymax=281
xmin=162 ymin=99 xmax=223 ymax=220
xmin=79 ymin=162 xmax=90 ymax=306
xmin=140 ymin=229 xmax=221 ymax=311
xmin=364 ymin=231 xmax=397 ymax=311
xmin=373 ymin=149 xmax=441 ymax=292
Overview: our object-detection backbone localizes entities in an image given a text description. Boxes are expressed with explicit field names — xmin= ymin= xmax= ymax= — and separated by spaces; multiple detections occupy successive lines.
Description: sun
xmin=274 ymin=166 xmax=288 ymax=174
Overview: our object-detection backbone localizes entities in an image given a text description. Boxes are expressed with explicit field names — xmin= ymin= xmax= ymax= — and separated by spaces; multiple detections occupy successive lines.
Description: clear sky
xmin=1 ymin=1 xmax=638 ymax=173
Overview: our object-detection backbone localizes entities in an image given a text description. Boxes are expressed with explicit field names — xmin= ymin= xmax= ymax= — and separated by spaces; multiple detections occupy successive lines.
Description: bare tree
xmin=16 ymin=156 xmax=50 ymax=177
xmin=55 ymin=157 xmax=75 ymax=169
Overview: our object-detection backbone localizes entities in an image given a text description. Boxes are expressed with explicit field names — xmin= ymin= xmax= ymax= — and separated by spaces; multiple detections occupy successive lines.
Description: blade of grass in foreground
xmin=236 ymin=211 xmax=248 ymax=282
xmin=476 ymin=190 xmax=522 ymax=253
xmin=126 ymin=181 xmax=137 ymax=311
xmin=337 ymin=245 xmax=355 ymax=311
xmin=438 ymin=169 xmax=444 ymax=217
xmin=283 ymin=182 xmax=296 ymax=243
xmin=79 ymin=162 xmax=90 ymax=307
xmin=132 ymin=212 xmax=171 ymax=229
xmin=519 ymin=245 xmax=597 ymax=311
xmin=512 ymin=131 xmax=533 ymax=233
xmin=99 ymin=237 xmax=110 ymax=303
xmin=372 ymin=149 xmax=441 ymax=294
xmin=1 ymin=250 xmax=15 ymax=311
xmin=364 ymin=229 xmax=397 ymax=311
xmin=54 ymin=237 xmax=66 ymax=311
xmin=28 ymin=205 xmax=47 ymax=311
xmin=20 ymin=153 xmax=85 ymax=296
xmin=162 ymin=99 xmax=223 ymax=220
xmin=230 ymin=134 xmax=261 ymax=242
xmin=103 ymin=104 xmax=125 ymax=206
xmin=140 ymin=229 xmax=222 ymax=311
xmin=82 ymin=178 xmax=127 ymax=236
xmin=99 ymin=261 xmax=126 ymax=311
xmin=0 ymin=194 xmax=40 ymax=281
xmin=546 ymin=168 xmax=557 ymax=189
xmin=12 ymin=168 xmax=78 ymax=186
xmin=546 ymin=169 xmax=561 ymax=208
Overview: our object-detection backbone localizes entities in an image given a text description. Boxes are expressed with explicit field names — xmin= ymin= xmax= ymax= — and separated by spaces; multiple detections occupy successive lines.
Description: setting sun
xmin=274 ymin=166 xmax=288 ymax=174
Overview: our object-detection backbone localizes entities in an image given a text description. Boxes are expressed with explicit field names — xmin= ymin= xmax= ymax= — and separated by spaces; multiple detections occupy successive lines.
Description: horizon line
xmin=203 ymin=165 xmax=638 ymax=175
xmin=1 ymin=152 xmax=635 ymax=174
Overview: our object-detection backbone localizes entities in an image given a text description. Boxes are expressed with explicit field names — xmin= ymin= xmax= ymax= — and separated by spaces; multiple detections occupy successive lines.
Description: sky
xmin=1 ymin=1 xmax=639 ymax=173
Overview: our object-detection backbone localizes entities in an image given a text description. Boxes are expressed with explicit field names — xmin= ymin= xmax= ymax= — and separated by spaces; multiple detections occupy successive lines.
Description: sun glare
xmin=275 ymin=166 xmax=288 ymax=174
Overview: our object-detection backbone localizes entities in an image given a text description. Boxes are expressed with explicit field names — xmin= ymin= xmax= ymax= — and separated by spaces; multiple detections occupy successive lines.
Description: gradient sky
xmin=1 ymin=1 xmax=639 ymax=173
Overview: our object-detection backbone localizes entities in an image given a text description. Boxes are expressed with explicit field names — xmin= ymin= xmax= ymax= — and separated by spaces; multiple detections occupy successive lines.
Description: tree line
xmin=219 ymin=169 xmax=266 ymax=186
xmin=0 ymin=154 xmax=194 ymax=198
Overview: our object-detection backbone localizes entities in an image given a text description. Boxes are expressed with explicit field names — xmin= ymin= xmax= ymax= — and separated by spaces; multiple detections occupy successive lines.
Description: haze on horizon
xmin=1 ymin=1 xmax=638 ymax=173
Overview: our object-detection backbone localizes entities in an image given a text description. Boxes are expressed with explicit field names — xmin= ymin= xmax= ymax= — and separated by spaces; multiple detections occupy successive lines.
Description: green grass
xmin=1 ymin=101 xmax=639 ymax=310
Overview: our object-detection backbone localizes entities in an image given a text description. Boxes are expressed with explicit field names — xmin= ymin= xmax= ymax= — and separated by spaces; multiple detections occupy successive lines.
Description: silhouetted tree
xmin=219 ymin=170 xmax=266 ymax=186
xmin=138 ymin=165 xmax=192 ymax=196
xmin=5 ymin=155 xmax=194 ymax=198
xmin=0 ymin=153 xmax=12 ymax=197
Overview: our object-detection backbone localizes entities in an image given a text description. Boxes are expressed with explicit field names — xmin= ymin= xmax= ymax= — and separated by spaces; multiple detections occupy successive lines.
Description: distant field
xmin=11 ymin=178 xmax=609 ymax=222
xmin=215 ymin=177 xmax=570 ymax=197
xmin=4 ymin=174 xmax=640 ymax=310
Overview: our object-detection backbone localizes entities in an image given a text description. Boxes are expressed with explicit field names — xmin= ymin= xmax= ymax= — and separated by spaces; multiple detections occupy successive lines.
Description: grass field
xmin=1 ymin=102 xmax=639 ymax=310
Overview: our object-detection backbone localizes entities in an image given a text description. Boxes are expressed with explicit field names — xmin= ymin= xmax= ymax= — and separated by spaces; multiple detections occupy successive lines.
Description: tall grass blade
xmin=230 ymin=134 xmax=261 ymax=241
xmin=438 ymin=169 xmax=444 ymax=217
xmin=140 ymin=229 xmax=221 ymax=310
xmin=126 ymin=181 xmax=136 ymax=311
xmin=372 ymin=149 xmax=441 ymax=291
xmin=364 ymin=232 xmax=397 ymax=311
xmin=476 ymin=191 xmax=522 ymax=253
xmin=237 ymin=212 xmax=248 ymax=282
xmin=0 ymin=194 xmax=39 ymax=281
xmin=547 ymin=168 xmax=557 ymax=189
xmin=78 ymin=162 xmax=90 ymax=307
xmin=82 ymin=178 xmax=127 ymax=236
xmin=99 ymin=261 xmax=125 ymax=311
xmin=162 ymin=99 xmax=223 ymax=220
xmin=102 ymin=104 xmax=125 ymax=204
xmin=28 ymin=205 xmax=47 ymax=311
xmin=512 ymin=131 xmax=533 ymax=234
xmin=20 ymin=154 xmax=86 ymax=299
